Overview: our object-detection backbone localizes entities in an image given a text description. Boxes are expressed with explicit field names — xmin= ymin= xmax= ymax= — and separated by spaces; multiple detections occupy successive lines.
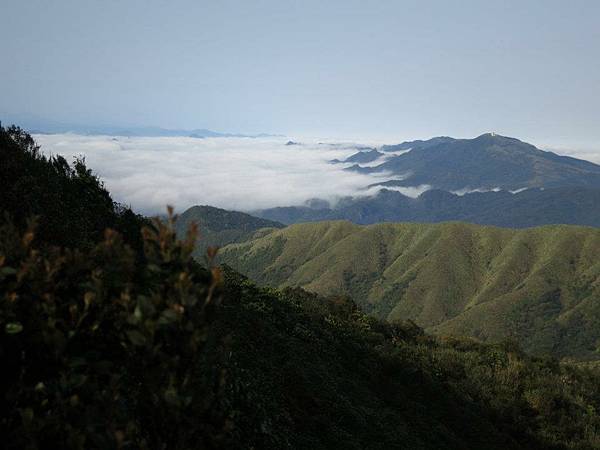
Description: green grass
xmin=218 ymin=221 xmax=600 ymax=360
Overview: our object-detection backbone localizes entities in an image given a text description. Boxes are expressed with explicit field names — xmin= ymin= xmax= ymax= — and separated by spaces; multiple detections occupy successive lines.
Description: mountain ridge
xmin=254 ymin=186 xmax=600 ymax=228
xmin=345 ymin=134 xmax=600 ymax=191
xmin=175 ymin=205 xmax=285 ymax=258
xmin=218 ymin=220 xmax=600 ymax=360
xmin=0 ymin=115 xmax=278 ymax=138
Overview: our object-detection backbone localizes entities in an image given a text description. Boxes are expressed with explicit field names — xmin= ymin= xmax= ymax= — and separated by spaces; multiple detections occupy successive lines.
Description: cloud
xmin=34 ymin=134 xmax=395 ymax=214
xmin=360 ymin=184 xmax=432 ymax=198
xmin=451 ymin=187 xmax=502 ymax=196
xmin=450 ymin=187 xmax=537 ymax=196
xmin=542 ymin=147 xmax=600 ymax=165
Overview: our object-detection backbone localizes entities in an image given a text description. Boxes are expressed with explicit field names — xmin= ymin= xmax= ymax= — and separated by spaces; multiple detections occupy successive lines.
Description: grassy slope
xmin=218 ymin=221 xmax=600 ymax=360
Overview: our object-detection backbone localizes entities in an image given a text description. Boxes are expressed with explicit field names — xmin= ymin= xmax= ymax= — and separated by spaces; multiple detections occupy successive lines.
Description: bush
xmin=0 ymin=213 xmax=228 ymax=448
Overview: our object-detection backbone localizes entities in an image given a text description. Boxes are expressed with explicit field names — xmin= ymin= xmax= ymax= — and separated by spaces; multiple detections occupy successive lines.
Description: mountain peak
xmin=359 ymin=134 xmax=600 ymax=191
xmin=473 ymin=132 xmax=518 ymax=143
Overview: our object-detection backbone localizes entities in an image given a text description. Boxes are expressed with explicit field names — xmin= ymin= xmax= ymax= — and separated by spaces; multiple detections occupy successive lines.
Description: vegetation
xmin=175 ymin=205 xmax=284 ymax=259
xmin=0 ymin=125 xmax=148 ymax=252
xmin=218 ymin=220 xmax=600 ymax=361
xmin=2 ymin=126 xmax=600 ymax=448
xmin=254 ymin=186 xmax=600 ymax=228
xmin=0 ymin=212 xmax=229 ymax=448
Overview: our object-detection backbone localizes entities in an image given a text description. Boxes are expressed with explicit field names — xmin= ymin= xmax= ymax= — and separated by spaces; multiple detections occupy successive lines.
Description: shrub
xmin=0 ymin=213 xmax=227 ymax=448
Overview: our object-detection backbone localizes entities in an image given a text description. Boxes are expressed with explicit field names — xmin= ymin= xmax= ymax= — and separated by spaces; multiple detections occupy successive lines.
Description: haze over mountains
xmin=31 ymin=123 xmax=273 ymax=139
xmin=254 ymin=133 xmax=600 ymax=228
xmin=255 ymin=187 xmax=600 ymax=228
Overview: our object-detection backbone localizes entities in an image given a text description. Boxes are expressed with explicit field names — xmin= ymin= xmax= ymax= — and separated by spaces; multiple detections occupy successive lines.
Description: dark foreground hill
xmin=218 ymin=221 xmax=600 ymax=361
xmin=2 ymin=125 xmax=600 ymax=448
xmin=175 ymin=205 xmax=284 ymax=258
xmin=0 ymin=125 xmax=147 ymax=251
xmin=254 ymin=186 xmax=600 ymax=227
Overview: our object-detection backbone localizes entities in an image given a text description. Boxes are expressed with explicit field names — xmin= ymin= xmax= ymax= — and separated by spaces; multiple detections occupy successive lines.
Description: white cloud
xmin=509 ymin=187 xmax=528 ymax=194
xmin=34 ymin=134 xmax=395 ymax=214
xmin=360 ymin=183 xmax=431 ymax=198
xmin=344 ymin=148 xmax=413 ymax=168
xmin=451 ymin=187 xmax=502 ymax=196
xmin=380 ymin=148 xmax=412 ymax=157
xmin=540 ymin=146 xmax=600 ymax=165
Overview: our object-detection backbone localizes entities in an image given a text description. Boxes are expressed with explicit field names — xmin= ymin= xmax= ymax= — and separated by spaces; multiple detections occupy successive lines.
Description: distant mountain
xmin=175 ymin=205 xmax=284 ymax=258
xmin=380 ymin=136 xmax=456 ymax=152
xmin=350 ymin=134 xmax=600 ymax=191
xmin=330 ymin=148 xmax=383 ymax=164
xmin=0 ymin=115 xmax=277 ymax=138
xmin=254 ymin=187 xmax=600 ymax=228
xmin=38 ymin=125 xmax=273 ymax=138
xmin=218 ymin=221 xmax=600 ymax=360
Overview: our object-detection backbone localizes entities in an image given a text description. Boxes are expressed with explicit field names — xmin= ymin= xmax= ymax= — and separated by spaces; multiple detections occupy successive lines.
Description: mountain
xmin=380 ymin=136 xmax=456 ymax=152
xmin=351 ymin=134 xmax=600 ymax=191
xmin=175 ymin=205 xmax=284 ymax=258
xmin=330 ymin=148 xmax=383 ymax=164
xmin=0 ymin=114 xmax=276 ymax=138
xmin=254 ymin=186 xmax=600 ymax=228
xmin=218 ymin=221 xmax=600 ymax=361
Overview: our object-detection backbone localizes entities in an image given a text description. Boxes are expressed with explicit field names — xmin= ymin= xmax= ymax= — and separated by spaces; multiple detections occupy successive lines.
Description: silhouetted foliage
xmin=0 ymin=213 xmax=231 ymax=448
xmin=0 ymin=124 xmax=147 ymax=250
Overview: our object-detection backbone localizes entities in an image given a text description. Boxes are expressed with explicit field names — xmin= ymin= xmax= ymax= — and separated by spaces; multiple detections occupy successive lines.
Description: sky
xmin=2 ymin=0 xmax=600 ymax=148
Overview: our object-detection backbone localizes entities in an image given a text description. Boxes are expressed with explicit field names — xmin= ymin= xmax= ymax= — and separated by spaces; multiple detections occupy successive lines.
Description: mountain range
xmin=251 ymin=133 xmax=600 ymax=228
xmin=0 ymin=114 xmax=276 ymax=138
xmin=254 ymin=186 xmax=600 ymax=227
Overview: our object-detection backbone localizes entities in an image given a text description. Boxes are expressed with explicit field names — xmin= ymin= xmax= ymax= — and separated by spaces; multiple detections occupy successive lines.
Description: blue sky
xmin=2 ymin=0 xmax=599 ymax=146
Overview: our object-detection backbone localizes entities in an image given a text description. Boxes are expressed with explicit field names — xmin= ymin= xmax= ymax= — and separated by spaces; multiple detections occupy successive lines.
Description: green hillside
xmin=218 ymin=221 xmax=600 ymax=360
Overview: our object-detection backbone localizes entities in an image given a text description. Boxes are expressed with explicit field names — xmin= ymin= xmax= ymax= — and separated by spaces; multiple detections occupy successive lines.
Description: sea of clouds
xmin=34 ymin=134 xmax=398 ymax=214
xmin=33 ymin=134 xmax=600 ymax=215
